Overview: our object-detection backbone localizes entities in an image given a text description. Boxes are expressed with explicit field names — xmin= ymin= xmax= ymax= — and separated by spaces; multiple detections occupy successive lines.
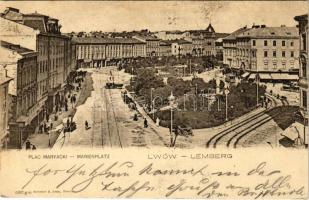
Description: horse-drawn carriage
xmin=172 ymin=124 xmax=193 ymax=137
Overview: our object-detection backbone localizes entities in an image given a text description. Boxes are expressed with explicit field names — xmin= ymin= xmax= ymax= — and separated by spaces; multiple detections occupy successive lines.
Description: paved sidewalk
xmin=22 ymin=76 xmax=88 ymax=149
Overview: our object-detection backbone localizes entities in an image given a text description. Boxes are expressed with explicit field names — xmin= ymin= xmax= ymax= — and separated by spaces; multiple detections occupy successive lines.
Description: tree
xmin=133 ymin=68 xmax=164 ymax=95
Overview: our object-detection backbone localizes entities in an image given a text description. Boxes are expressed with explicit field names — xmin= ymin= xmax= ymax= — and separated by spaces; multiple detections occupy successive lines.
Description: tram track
xmin=206 ymin=94 xmax=280 ymax=148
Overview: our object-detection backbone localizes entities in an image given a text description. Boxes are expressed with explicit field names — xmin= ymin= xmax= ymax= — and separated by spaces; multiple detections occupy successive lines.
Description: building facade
xmin=0 ymin=69 xmax=12 ymax=149
xmin=171 ymin=39 xmax=193 ymax=56
xmin=224 ymin=25 xmax=299 ymax=81
xmin=74 ymin=37 xmax=146 ymax=67
xmin=223 ymin=26 xmax=249 ymax=69
xmin=0 ymin=41 xmax=38 ymax=148
xmin=294 ymin=14 xmax=308 ymax=129
xmin=133 ymin=35 xmax=160 ymax=57
xmin=158 ymin=41 xmax=172 ymax=57
xmin=2 ymin=7 xmax=74 ymax=119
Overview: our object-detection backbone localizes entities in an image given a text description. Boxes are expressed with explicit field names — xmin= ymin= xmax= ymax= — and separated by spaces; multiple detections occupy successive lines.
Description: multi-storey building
xmin=154 ymin=31 xmax=190 ymax=41
xmin=189 ymin=24 xmax=217 ymax=56
xmin=2 ymin=7 xmax=74 ymax=117
xmin=158 ymin=41 xmax=172 ymax=57
xmin=223 ymin=25 xmax=299 ymax=81
xmin=73 ymin=37 xmax=146 ymax=68
xmin=0 ymin=69 xmax=13 ymax=149
xmin=171 ymin=39 xmax=193 ymax=56
xmin=223 ymin=26 xmax=250 ymax=69
xmin=0 ymin=41 xmax=37 ymax=148
xmin=133 ymin=35 xmax=160 ymax=57
xmin=294 ymin=14 xmax=308 ymax=144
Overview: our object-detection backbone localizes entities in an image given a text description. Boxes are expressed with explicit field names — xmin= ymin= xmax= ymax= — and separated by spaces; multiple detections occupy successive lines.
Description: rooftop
xmin=170 ymin=39 xmax=192 ymax=44
xmin=72 ymin=37 xmax=146 ymax=44
xmin=134 ymin=35 xmax=160 ymax=41
xmin=238 ymin=26 xmax=298 ymax=38
xmin=1 ymin=40 xmax=35 ymax=54
xmin=223 ymin=26 xmax=250 ymax=40
xmin=0 ymin=76 xmax=13 ymax=86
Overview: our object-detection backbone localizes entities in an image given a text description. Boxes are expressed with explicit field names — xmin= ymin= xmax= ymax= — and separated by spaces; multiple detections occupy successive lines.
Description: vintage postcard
xmin=0 ymin=1 xmax=308 ymax=199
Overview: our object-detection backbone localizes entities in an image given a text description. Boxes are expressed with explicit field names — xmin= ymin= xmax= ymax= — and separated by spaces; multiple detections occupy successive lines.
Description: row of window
xmin=18 ymin=61 xmax=36 ymax=88
xmin=264 ymin=50 xmax=294 ymax=58
xmin=253 ymin=40 xmax=294 ymax=47
xmin=38 ymin=80 xmax=48 ymax=97
xmin=263 ymin=60 xmax=294 ymax=69
xmin=18 ymin=90 xmax=37 ymax=117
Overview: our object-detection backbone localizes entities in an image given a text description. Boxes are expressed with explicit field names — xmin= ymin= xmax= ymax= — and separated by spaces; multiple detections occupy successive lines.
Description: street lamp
xmin=150 ymin=88 xmax=154 ymax=113
xmin=183 ymin=93 xmax=186 ymax=111
xmin=168 ymin=92 xmax=176 ymax=146
xmin=224 ymin=86 xmax=230 ymax=121
xmin=256 ymin=73 xmax=259 ymax=107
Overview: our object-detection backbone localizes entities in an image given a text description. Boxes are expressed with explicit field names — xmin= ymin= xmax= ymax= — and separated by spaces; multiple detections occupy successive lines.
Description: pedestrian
xmin=32 ymin=144 xmax=36 ymax=150
xmin=133 ymin=113 xmax=138 ymax=121
xmin=67 ymin=118 xmax=70 ymax=128
xmin=43 ymin=124 xmax=47 ymax=133
xmin=39 ymin=124 xmax=43 ymax=134
xmin=156 ymin=117 xmax=160 ymax=127
xmin=144 ymin=118 xmax=148 ymax=128
xmin=85 ymin=120 xmax=89 ymax=130
xmin=25 ymin=140 xmax=31 ymax=150
xmin=50 ymin=122 xmax=53 ymax=130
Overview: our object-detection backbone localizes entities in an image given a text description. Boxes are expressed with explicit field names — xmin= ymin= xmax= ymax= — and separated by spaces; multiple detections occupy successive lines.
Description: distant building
xmin=294 ymin=14 xmax=308 ymax=134
xmin=223 ymin=26 xmax=250 ymax=69
xmin=154 ymin=31 xmax=190 ymax=40
xmin=189 ymin=24 xmax=217 ymax=56
xmin=133 ymin=35 xmax=160 ymax=57
xmin=158 ymin=41 xmax=172 ymax=57
xmin=73 ymin=37 xmax=146 ymax=67
xmin=223 ymin=25 xmax=299 ymax=81
xmin=0 ymin=41 xmax=37 ymax=148
xmin=171 ymin=39 xmax=192 ymax=56
xmin=0 ymin=69 xmax=13 ymax=149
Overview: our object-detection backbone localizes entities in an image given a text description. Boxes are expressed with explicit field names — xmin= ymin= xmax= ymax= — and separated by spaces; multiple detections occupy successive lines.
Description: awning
xmin=281 ymin=122 xmax=308 ymax=146
xmin=270 ymin=74 xmax=299 ymax=80
xmin=248 ymin=73 xmax=256 ymax=79
xmin=241 ymin=72 xmax=250 ymax=78
xmin=259 ymin=74 xmax=272 ymax=79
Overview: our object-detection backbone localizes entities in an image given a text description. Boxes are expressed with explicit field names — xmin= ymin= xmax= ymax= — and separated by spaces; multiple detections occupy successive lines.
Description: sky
xmin=0 ymin=1 xmax=308 ymax=33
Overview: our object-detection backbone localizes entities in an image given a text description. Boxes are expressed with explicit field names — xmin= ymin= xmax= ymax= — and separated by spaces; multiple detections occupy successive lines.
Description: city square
xmin=0 ymin=2 xmax=308 ymax=149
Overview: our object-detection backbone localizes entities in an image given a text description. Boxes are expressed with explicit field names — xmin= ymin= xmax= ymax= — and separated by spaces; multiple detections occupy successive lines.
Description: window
xmin=302 ymin=61 xmax=307 ymax=77
xmin=273 ymin=51 xmax=276 ymax=58
xmin=264 ymin=61 xmax=268 ymax=69
xmin=290 ymin=41 xmax=294 ymax=47
xmin=273 ymin=40 xmax=276 ymax=46
xmin=302 ymin=33 xmax=307 ymax=50
xmin=282 ymin=51 xmax=286 ymax=57
xmin=252 ymin=40 xmax=256 ymax=46
xmin=302 ymin=90 xmax=307 ymax=108
xmin=291 ymin=51 xmax=294 ymax=57
xmin=282 ymin=41 xmax=285 ymax=46
xmin=264 ymin=40 xmax=268 ymax=46
xmin=252 ymin=50 xmax=256 ymax=57
xmin=264 ymin=51 xmax=268 ymax=57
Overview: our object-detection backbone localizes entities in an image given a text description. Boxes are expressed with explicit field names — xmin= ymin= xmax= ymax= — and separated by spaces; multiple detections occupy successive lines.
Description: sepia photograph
xmin=0 ymin=1 xmax=308 ymax=198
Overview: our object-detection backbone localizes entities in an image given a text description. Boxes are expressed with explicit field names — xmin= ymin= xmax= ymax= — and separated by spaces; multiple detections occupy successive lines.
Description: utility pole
xmin=189 ymin=59 xmax=192 ymax=75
